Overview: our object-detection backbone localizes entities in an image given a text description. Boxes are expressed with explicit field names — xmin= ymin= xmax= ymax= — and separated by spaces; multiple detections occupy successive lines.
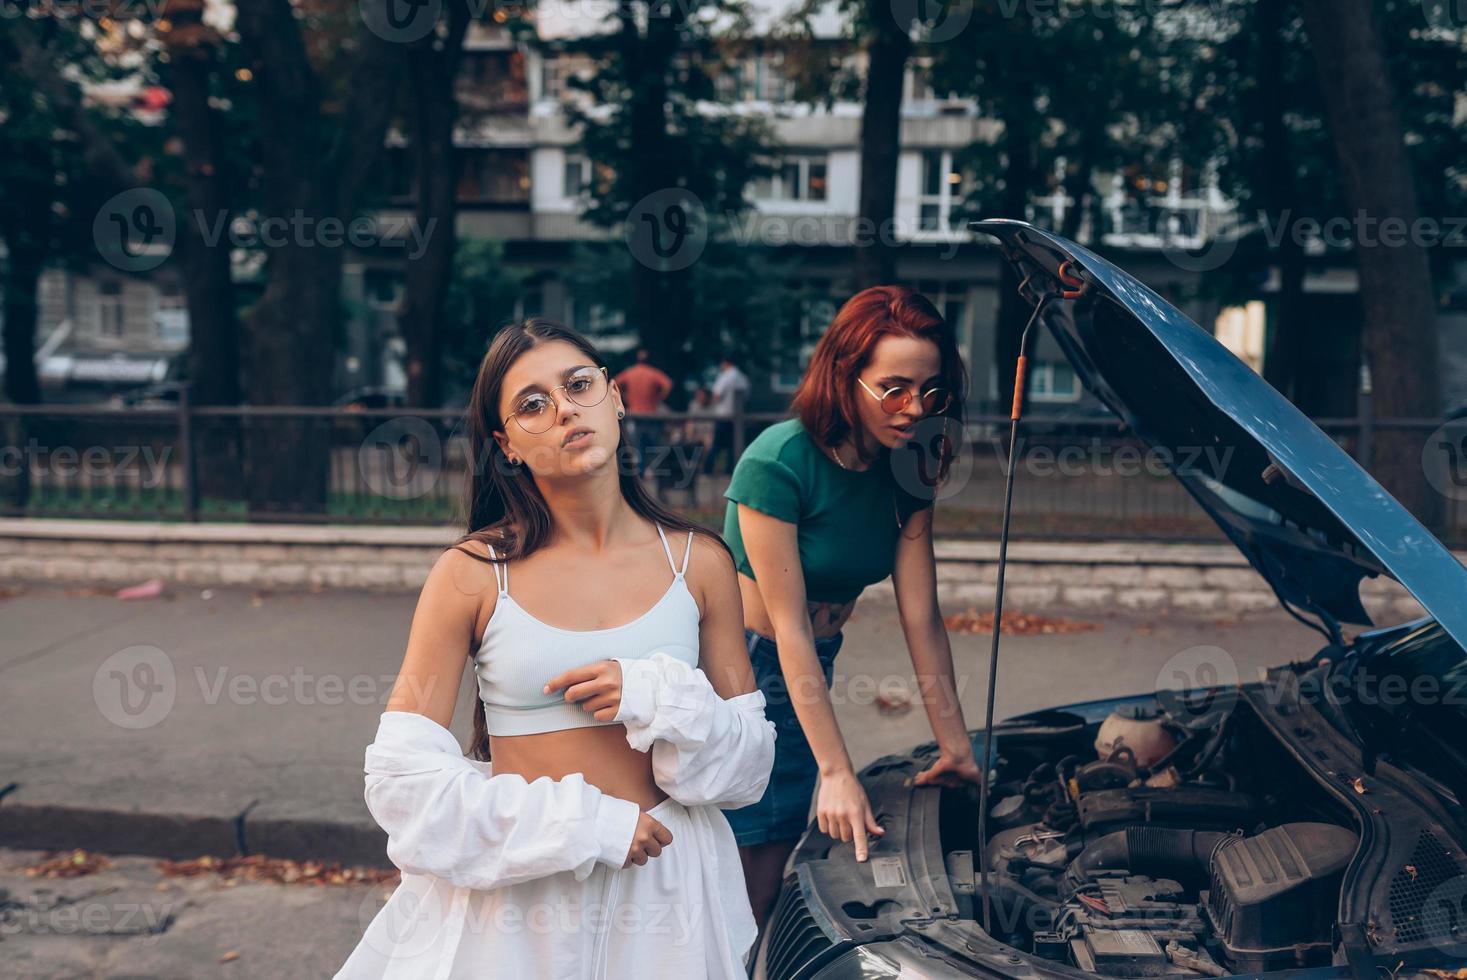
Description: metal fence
xmin=2 ymin=396 xmax=1463 ymax=545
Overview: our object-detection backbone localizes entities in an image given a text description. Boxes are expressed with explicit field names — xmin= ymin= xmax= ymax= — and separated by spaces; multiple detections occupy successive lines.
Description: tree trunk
xmin=993 ymin=85 xmax=1038 ymax=416
xmin=624 ymin=2 xmax=695 ymax=381
xmin=165 ymin=0 xmax=243 ymax=505
xmin=234 ymin=0 xmax=401 ymax=519
xmin=1256 ymin=0 xmax=1309 ymax=406
xmin=852 ymin=8 xmax=911 ymax=291
xmin=1296 ymin=0 xmax=1442 ymax=526
xmin=1 ymin=213 xmax=46 ymax=407
xmin=398 ymin=4 xmax=471 ymax=409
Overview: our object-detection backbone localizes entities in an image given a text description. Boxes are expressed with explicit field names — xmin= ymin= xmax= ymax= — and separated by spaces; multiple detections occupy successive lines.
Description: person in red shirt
xmin=614 ymin=349 xmax=674 ymax=476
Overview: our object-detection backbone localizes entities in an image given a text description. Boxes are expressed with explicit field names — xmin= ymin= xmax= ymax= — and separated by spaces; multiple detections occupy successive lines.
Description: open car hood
xmin=974 ymin=219 xmax=1467 ymax=649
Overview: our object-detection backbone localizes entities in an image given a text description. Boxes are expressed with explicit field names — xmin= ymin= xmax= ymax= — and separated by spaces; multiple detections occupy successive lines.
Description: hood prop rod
xmin=977 ymin=263 xmax=1086 ymax=935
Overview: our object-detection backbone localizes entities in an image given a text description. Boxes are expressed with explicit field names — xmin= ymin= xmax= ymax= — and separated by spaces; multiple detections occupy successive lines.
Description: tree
xmin=230 ymin=0 xmax=402 ymax=516
xmin=159 ymin=0 xmax=246 ymax=502
xmin=1 ymin=13 xmax=141 ymax=406
xmin=1295 ymin=0 xmax=1444 ymax=523
xmin=396 ymin=2 xmax=475 ymax=409
xmin=851 ymin=0 xmax=911 ymax=289
xmin=559 ymin=0 xmax=780 ymax=387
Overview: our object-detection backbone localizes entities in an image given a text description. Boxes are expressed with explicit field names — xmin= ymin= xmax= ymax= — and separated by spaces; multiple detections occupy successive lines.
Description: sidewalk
xmin=0 ymin=579 xmax=1332 ymax=869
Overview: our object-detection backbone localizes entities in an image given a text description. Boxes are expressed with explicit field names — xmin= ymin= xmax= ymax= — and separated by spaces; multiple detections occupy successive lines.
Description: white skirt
xmin=335 ymin=795 xmax=757 ymax=980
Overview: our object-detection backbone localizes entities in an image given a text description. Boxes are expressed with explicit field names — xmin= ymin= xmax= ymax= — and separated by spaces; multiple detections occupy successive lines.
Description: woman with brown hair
xmin=721 ymin=285 xmax=985 ymax=928
xmin=336 ymin=318 xmax=775 ymax=979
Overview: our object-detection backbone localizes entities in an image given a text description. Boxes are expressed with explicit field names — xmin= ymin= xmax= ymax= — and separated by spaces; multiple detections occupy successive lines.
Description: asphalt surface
xmin=0 ymin=581 xmax=1330 ymax=977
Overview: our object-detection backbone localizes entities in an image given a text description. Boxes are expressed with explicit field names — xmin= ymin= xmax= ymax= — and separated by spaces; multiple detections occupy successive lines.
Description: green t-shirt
xmin=721 ymin=417 xmax=936 ymax=604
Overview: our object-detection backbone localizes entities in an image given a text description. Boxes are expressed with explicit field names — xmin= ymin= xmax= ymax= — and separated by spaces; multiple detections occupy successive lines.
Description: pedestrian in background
xmin=614 ymin=347 xmax=673 ymax=478
xmin=708 ymin=355 xmax=750 ymax=474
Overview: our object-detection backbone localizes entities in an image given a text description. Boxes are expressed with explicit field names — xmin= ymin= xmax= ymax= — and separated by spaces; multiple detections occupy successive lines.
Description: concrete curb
xmin=0 ymin=797 xmax=393 ymax=871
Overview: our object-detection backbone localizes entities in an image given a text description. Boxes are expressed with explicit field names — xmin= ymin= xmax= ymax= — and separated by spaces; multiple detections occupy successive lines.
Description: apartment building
xmin=358 ymin=13 xmax=1256 ymax=413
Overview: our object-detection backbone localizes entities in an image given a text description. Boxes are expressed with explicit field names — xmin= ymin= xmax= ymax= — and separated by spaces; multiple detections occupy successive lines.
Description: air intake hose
xmin=1064 ymin=827 xmax=1238 ymax=893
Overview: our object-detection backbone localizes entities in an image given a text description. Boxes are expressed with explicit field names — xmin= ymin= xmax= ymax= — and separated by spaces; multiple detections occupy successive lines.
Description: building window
xmin=774 ymin=284 xmax=837 ymax=391
xmin=364 ymin=269 xmax=404 ymax=309
xmin=98 ymin=281 xmax=126 ymax=339
xmin=567 ymin=296 xmax=625 ymax=336
xmin=1029 ymin=362 xmax=1081 ymax=402
xmin=563 ymin=153 xmax=591 ymax=198
xmin=912 ymin=279 xmax=970 ymax=370
xmin=918 ymin=150 xmax=967 ymax=233
xmin=456 ymin=50 xmax=527 ymax=109
xmin=457 ymin=149 xmax=530 ymax=204
xmin=717 ymin=52 xmax=792 ymax=102
xmin=154 ymin=282 xmax=188 ymax=345
xmin=751 ymin=155 xmax=828 ymax=202
xmin=537 ymin=53 xmax=595 ymax=104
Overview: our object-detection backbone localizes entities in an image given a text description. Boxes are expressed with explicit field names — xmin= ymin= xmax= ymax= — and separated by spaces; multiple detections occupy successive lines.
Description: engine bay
xmin=946 ymin=689 xmax=1364 ymax=978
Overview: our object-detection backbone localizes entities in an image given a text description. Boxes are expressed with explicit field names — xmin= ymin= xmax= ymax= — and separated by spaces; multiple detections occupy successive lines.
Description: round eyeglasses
xmin=504 ymin=366 xmax=610 ymax=434
xmin=857 ymin=376 xmax=952 ymax=416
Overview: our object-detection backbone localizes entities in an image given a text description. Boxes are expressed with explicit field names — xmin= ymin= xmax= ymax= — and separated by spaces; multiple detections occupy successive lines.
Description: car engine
xmin=952 ymin=696 xmax=1362 ymax=978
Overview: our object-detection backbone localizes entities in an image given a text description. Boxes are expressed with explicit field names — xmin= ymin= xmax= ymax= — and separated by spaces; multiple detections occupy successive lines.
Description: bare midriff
xmin=487 ymin=726 xmax=669 ymax=813
xmin=737 ymin=571 xmax=857 ymax=641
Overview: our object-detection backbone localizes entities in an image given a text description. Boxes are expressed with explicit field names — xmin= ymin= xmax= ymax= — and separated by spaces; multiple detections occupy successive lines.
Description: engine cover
xmin=1202 ymin=822 xmax=1359 ymax=971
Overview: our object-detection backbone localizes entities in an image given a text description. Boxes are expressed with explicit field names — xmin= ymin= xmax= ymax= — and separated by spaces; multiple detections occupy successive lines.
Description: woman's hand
xmin=623 ymin=810 xmax=673 ymax=867
xmin=544 ymin=660 xmax=624 ymax=721
xmin=815 ymin=768 xmax=885 ymax=862
xmin=913 ymin=746 xmax=985 ymax=789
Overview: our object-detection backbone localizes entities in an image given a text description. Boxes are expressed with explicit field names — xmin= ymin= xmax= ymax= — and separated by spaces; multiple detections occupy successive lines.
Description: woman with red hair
xmin=721 ymin=285 xmax=985 ymax=929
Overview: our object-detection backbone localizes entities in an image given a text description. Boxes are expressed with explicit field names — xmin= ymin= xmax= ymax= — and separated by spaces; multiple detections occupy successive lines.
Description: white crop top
xmin=473 ymin=525 xmax=702 ymax=737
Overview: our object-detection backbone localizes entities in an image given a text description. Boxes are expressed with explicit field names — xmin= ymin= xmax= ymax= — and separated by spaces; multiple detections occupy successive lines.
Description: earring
xmin=617 ymin=409 xmax=625 ymax=418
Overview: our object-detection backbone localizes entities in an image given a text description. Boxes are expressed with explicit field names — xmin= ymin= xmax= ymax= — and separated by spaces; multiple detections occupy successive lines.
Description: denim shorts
xmin=723 ymin=626 xmax=845 ymax=847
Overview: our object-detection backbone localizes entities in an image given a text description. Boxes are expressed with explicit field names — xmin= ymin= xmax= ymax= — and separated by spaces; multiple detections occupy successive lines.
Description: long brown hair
xmin=790 ymin=284 xmax=967 ymax=480
xmin=448 ymin=317 xmax=731 ymax=761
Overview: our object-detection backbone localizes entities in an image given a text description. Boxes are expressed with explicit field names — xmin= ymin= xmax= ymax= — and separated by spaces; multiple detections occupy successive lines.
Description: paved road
xmin=0 ymin=582 xmax=1331 ymax=976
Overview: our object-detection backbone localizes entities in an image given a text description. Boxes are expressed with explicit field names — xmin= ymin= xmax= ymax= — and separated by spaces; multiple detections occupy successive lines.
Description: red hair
xmin=791 ymin=285 xmax=967 ymax=474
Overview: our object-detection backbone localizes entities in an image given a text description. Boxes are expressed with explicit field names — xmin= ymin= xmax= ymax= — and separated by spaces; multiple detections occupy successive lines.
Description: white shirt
xmin=334 ymin=652 xmax=776 ymax=980
xmin=709 ymin=366 xmax=750 ymax=417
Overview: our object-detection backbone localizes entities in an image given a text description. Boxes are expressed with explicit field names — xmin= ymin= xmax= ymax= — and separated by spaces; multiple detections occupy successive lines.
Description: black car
xmin=752 ymin=221 xmax=1467 ymax=980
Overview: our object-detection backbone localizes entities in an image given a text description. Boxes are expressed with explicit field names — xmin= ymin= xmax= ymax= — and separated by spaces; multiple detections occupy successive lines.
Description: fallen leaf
xmin=943 ymin=608 xmax=1101 ymax=636
xmin=220 ymin=950 xmax=241 ymax=963
xmin=115 ymin=578 xmax=166 ymax=601
xmin=25 ymin=849 xmax=112 ymax=878
xmin=1353 ymin=777 xmax=1368 ymax=794
xmin=875 ymin=690 xmax=912 ymax=715
xmin=157 ymin=853 xmax=399 ymax=887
